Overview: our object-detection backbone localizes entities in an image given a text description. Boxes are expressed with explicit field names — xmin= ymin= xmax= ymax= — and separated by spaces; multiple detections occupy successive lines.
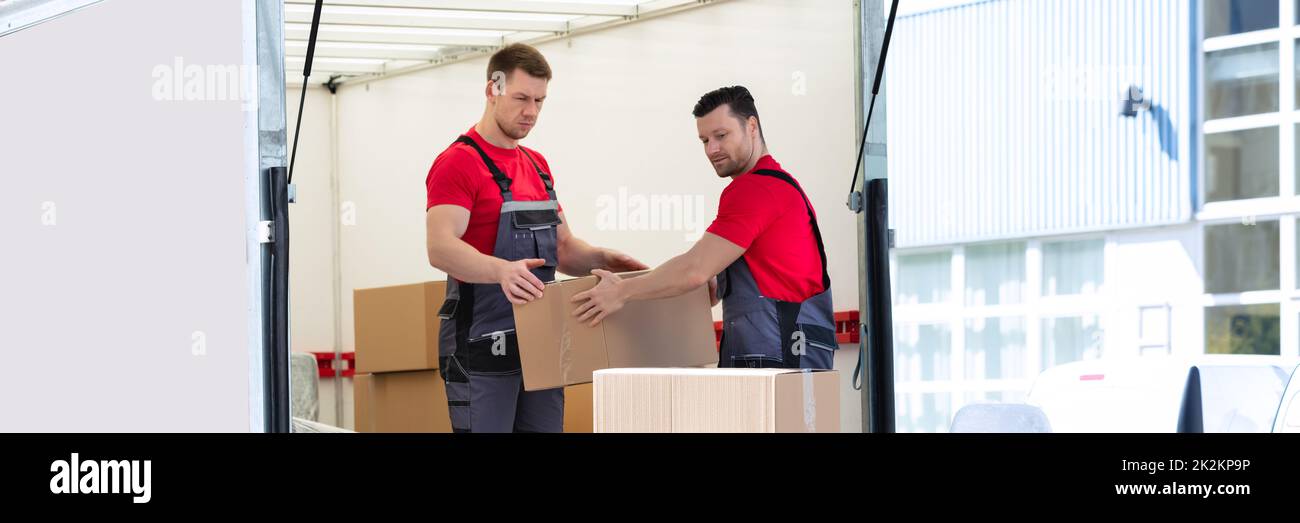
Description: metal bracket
xmin=0 ymin=0 xmax=102 ymax=38
xmin=847 ymin=190 xmax=864 ymax=213
xmin=257 ymin=220 xmax=274 ymax=243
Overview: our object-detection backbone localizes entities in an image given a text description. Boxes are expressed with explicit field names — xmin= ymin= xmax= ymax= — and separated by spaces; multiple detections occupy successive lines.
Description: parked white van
xmin=951 ymin=356 xmax=1297 ymax=433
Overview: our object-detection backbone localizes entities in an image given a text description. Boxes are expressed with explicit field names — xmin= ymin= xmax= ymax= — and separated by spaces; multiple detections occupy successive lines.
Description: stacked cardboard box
xmin=354 ymin=372 xmax=593 ymax=433
xmin=562 ymin=383 xmax=594 ymax=433
xmin=352 ymin=272 xmax=720 ymax=433
xmin=352 ymin=281 xmax=450 ymax=432
xmin=353 ymin=281 xmax=444 ymax=375
xmin=354 ymin=371 xmax=450 ymax=432
xmin=593 ymin=368 xmax=840 ymax=433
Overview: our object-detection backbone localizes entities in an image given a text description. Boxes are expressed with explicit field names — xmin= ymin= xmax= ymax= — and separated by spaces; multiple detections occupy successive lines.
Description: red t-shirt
xmin=705 ymin=155 xmax=826 ymax=302
xmin=425 ymin=126 xmax=559 ymax=255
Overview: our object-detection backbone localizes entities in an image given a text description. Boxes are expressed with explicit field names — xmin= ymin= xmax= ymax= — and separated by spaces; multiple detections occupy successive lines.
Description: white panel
xmin=0 ymin=0 xmax=259 ymax=431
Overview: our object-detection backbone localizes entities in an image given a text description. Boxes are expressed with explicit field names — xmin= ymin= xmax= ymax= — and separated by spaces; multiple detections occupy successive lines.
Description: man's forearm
xmin=428 ymin=236 xmax=505 ymax=284
xmin=619 ymin=252 xmax=709 ymax=301
xmin=570 ymin=233 xmax=735 ymax=323
xmin=557 ymin=235 xmax=607 ymax=276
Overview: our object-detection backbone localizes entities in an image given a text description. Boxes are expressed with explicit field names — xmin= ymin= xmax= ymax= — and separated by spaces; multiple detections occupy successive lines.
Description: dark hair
xmin=692 ymin=85 xmax=764 ymax=142
xmin=487 ymin=43 xmax=552 ymax=82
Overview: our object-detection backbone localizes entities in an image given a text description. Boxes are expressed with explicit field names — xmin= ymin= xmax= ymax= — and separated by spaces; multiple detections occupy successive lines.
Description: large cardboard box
xmin=563 ymin=383 xmax=594 ymax=433
xmin=353 ymin=281 xmax=445 ymax=374
xmin=513 ymin=272 xmax=718 ymax=391
xmin=354 ymin=371 xmax=451 ymax=433
xmin=593 ymin=368 xmax=840 ymax=433
xmin=354 ymin=373 xmax=591 ymax=433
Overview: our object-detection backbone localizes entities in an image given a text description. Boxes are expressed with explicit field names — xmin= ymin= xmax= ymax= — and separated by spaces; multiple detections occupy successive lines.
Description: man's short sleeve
xmin=426 ymin=149 xmax=478 ymax=211
xmin=705 ymin=178 xmax=780 ymax=250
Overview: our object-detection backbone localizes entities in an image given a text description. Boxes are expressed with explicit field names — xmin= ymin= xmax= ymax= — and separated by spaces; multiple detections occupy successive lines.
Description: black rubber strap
xmin=455 ymin=135 xmax=512 ymax=195
xmin=719 ymin=265 xmax=732 ymax=300
xmin=751 ymin=169 xmax=831 ymax=292
xmin=455 ymin=136 xmax=556 ymax=198
xmin=454 ymin=283 xmax=474 ymax=359
xmin=519 ymin=147 xmax=554 ymax=192
xmin=775 ymin=300 xmax=803 ymax=369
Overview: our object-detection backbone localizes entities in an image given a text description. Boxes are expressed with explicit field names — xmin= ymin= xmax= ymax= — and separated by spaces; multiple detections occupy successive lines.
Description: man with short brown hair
xmin=424 ymin=43 xmax=646 ymax=432
xmin=572 ymin=85 xmax=837 ymax=371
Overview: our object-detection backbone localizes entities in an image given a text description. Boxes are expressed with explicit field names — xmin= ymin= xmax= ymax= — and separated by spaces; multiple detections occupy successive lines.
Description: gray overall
xmin=716 ymin=169 xmax=837 ymax=370
xmin=436 ymin=135 xmax=565 ymax=433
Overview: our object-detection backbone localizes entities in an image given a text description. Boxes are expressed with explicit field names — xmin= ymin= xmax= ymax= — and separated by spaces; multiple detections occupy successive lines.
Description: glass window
xmin=1204 ymin=221 xmax=1280 ymax=293
xmin=1204 ymin=0 xmax=1279 ymax=38
xmin=963 ymin=390 xmax=1028 ymax=404
xmin=998 ymin=390 xmax=1028 ymax=404
xmin=896 ymin=393 xmax=952 ymax=433
xmin=964 ymin=317 xmax=1027 ymax=380
xmin=965 ymin=242 xmax=1025 ymax=306
xmin=894 ymin=323 xmax=951 ymax=382
xmin=895 ymin=252 xmax=951 ymax=305
xmin=1042 ymin=239 xmax=1104 ymax=295
xmin=1138 ymin=306 xmax=1172 ymax=356
xmin=1041 ymin=315 xmax=1103 ymax=370
xmin=1205 ymin=43 xmax=1279 ymax=119
xmin=1205 ymin=127 xmax=1279 ymax=202
xmin=1205 ymin=304 xmax=1281 ymax=355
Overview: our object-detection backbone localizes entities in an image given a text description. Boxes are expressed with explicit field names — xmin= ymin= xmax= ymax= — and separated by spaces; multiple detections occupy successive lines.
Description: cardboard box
xmin=355 ymin=373 xmax=591 ymax=433
xmin=593 ymin=368 xmax=840 ymax=433
xmin=353 ymin=281 xmax=445 ymax=374
xmin=563 ymin=383 xmax=594 ymax=433
xmin=513 ymin=272 xmax=718 ymax=391
xmin=353 ymin=371 xmax=451 ymax=433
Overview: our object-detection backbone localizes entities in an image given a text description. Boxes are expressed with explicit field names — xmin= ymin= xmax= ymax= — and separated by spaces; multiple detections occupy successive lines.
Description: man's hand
xmin=601 ymin=249 xmax=648 ymax=273
xmin=498 ymin=258 xmax=547 ymax=305
xmin=571 ymin=269 xmax=626 ymax=326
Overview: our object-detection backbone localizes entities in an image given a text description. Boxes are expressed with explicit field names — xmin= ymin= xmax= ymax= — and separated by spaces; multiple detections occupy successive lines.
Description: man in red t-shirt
xmin=573 ymin=86 xmax=837 ymax=370
xmin=425 ymin=44 xmax=645 ymax=433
